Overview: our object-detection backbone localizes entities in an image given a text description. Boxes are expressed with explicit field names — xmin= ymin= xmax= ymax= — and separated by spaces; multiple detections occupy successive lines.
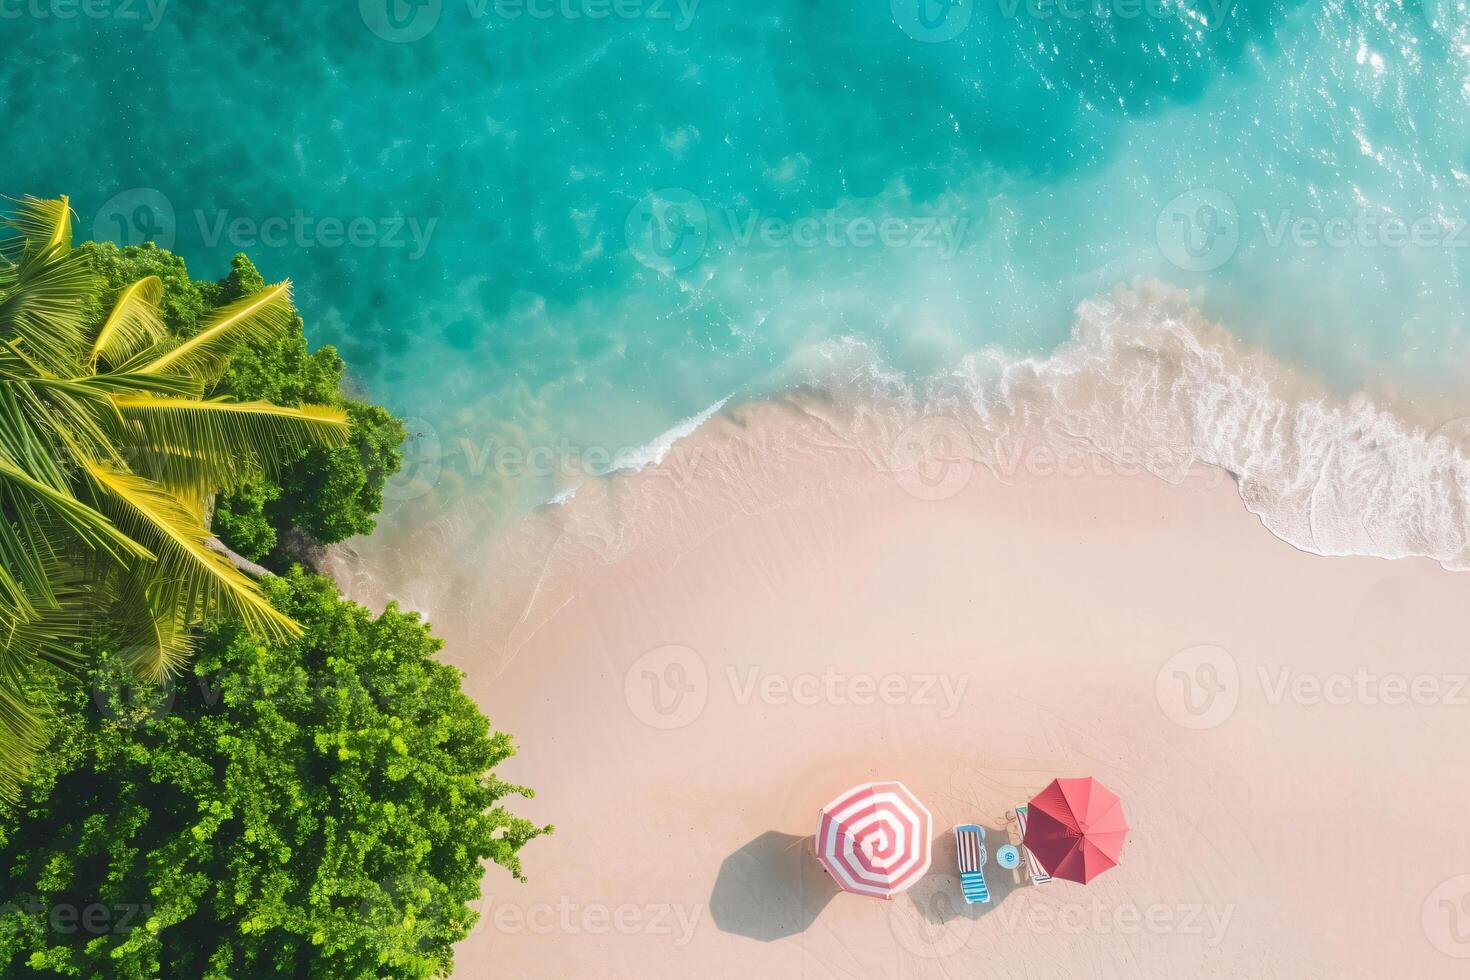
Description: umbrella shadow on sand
xmin=711 ymin=824 xmax=1030 ymax=943
xmin=709 ymin=831 xmax=842 ymax=941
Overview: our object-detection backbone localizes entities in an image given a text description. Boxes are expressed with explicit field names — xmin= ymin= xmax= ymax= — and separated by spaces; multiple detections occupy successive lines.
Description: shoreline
xmin=340 ymin=280 xmax=1470 ymax=636
xmin=375 ymin=390 xmax=1470 ymax=977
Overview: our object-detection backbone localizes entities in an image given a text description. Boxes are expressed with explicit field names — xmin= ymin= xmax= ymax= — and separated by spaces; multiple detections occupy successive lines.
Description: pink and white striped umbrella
xmin=815 ymin=781 xmax=933 ymax=899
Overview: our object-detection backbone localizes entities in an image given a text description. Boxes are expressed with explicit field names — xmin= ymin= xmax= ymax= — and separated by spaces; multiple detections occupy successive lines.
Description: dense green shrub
xmin=81 ymin=243 xmax=406 ymax=564
xmin=0 ymin=569 xmax=549 ymax=979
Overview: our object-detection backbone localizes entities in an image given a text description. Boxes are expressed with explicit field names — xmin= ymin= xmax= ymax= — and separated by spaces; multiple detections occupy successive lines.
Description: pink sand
xmin=403 ymin=398 xmax=1470 ymax=978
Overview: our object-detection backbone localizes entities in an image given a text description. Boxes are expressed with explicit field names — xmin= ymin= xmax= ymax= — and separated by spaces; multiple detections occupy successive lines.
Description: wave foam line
xmin=942 ymin=280 xmax=1470 ymax=569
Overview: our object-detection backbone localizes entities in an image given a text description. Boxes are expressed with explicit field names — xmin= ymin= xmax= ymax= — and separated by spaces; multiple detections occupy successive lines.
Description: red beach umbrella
xmin=1022 ymin=777 xmax=1128 ymax=884
xmin=815 ymin=781 xmax=933 ymax=899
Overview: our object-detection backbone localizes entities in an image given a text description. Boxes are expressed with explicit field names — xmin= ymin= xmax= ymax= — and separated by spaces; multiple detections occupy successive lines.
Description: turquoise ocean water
xmin=8 ymin=0 xmax=1470 ymax=552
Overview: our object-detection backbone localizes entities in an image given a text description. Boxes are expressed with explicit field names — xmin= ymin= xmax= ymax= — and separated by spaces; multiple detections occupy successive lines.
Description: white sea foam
xmin=338 ymin=281 xmax=1470 ymax=644
xmin=600 ymin=395 xmax=732 ymax=475
xmin=540 ymin=394 xmax=733 ymax=508
xmin=800 ymin=279 xmax=1470 ymax=570
xmin=978 ymin=283 xmax=1470 ymax=568
xmin=542 ymin=280 xmax=1470 ymax=570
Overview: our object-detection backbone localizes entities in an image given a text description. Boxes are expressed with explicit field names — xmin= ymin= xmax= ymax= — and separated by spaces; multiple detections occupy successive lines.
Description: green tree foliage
xmin=0 ymin=569 xmax=550 ymax=979
xmin=0 ymin=197 xmax=351 ymax=800
xmin=83 ymin=244 xmax=406 ymax=564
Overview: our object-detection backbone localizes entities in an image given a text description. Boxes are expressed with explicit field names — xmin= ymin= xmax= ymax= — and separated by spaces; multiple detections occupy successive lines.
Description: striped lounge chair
xmin=1014 ymin=805 xmax=1052 ymax=885
xmin=953 ymin=824 xmax=990 ymax=904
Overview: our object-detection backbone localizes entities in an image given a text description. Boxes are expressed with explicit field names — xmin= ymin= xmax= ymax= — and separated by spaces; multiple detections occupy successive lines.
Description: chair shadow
xmin=907 ymin=823 xmax=1026 ymax=926
xmin=709 ymin=830 xmax=842 ymax=941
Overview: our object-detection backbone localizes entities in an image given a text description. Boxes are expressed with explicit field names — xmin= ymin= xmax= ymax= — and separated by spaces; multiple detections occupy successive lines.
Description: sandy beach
xmin=368 ymin=392 xmax=1470 ymax=978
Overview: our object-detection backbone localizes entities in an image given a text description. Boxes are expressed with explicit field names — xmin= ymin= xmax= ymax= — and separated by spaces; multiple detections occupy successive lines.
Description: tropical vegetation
xmin=0 ymin=569 xmax=548 ymax=978
xmin=0 ymin=196 xmax=350 ymax=800
xmin=82 ymin=245 xmax=406 ymax=566
xmin=0 ymin=196 xmax=545 ymax=978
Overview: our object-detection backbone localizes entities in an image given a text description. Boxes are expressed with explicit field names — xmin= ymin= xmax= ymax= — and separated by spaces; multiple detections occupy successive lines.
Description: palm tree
xmin=0 ymin=195 xmax=351 ymax=801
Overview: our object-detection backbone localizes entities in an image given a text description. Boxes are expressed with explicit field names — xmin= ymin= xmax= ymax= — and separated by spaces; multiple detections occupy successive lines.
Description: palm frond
xmin=111 ymin=395 xmax=351 ymax=493
xmin=107 ymin=574 xmax=197 ymax=681
xmin=5 ymin=195 xmax=73 ymax=262
xmin=0 ymin=657 xmax=54 ymax=804
xmin=0 ymin=197 xmax=333 ymax=801
xmin=0 ymin=377 xmax=72 ymax=493
xmin=137 ymin=281 xmax=295 ymax=381
xmin=82 ymin=460 xmax=301 ymax=641
xmin=0 ymin=242 xmax=98 ymax=375
xmin=91 ymin=275 xmax=167 ymax=367
xmin=10 ymin=373 xmax=127 ymax=475
xmin=40 ymin=368 xmax=204 ymax=400
xmin=0 ymin=456 xmax=153 ymax=564
xmin=0 ymin=558 xmax=109 ymax=803
xmin=0 ymin=494 xmax=74 ymax=624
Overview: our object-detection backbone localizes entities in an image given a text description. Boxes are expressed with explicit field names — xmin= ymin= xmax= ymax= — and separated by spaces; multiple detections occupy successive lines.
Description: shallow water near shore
xmin=15 ymin=4 xmax=1470 ymax=976
xmin=9 ymin=2 xmax=1470 ymax=564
